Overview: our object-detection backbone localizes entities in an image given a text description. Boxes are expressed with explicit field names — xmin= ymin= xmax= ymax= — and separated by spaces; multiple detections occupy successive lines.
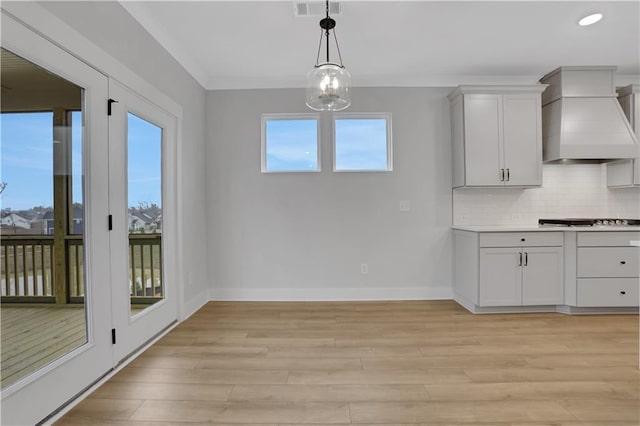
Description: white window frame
xmin=332 ymin=112 xmax=393 ymax=172
xmin=261 ymin=113 xmax=321 ymax=173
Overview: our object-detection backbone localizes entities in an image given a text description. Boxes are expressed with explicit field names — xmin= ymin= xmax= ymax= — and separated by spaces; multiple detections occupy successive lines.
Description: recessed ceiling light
xmin=578 ymin=13 xmax=603 ymax=26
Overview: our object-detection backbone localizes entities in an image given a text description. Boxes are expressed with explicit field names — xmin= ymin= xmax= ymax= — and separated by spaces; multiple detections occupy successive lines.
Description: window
xmin=262 ymin=114 xmax=320 ymax=172
xmin=334 ymin=114 xmax=392 ymax=171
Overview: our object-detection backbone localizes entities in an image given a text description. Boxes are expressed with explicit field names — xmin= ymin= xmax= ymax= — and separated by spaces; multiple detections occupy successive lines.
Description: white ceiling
xmin=119 ymin=1 xmax=640 ymax=90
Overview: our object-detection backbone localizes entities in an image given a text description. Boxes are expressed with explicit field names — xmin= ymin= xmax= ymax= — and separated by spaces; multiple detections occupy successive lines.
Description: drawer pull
xmin=620 ymin=261 xmax=626 ymax=264
xmin=521 ymin=238 xmax=525 ymax=242
xmin=620 ymin=291 xmax=627 ymax=295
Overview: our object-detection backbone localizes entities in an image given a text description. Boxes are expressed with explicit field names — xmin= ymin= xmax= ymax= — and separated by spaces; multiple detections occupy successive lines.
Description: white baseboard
xmin=180 ymin=288 xmax=210 ymax=320
xmin=210 ymin=286 xmax=453 ymax=301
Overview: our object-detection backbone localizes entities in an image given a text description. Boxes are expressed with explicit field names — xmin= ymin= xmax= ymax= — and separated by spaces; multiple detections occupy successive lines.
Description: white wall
xmin=206 ymin=87 xmax=453 ymax=300
xmin=454 ymin=163 xmax=640 ymax=225
xmin=38 ymin=1 xmax=209 ymax=313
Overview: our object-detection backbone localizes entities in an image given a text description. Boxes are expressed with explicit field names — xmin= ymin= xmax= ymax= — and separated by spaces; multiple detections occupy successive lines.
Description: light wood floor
xmin=1 ymin=304 xmax=87 ymax=388
xmin=56 ymin=300 xmax=639 ymax=425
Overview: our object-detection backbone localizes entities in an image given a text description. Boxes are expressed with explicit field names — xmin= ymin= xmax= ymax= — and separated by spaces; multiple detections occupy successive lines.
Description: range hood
xmin=540 ymin=66 xmax=639 ymax=163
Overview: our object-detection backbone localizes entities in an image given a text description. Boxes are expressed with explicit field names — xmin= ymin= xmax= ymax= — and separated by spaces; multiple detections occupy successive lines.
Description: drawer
xmin=576 ymin=278 xmax=639 ymax=307
xmin=577 ymin=247 xmax=640 ymax=277
xmin=479 ymin=232 xmax=563 ymax=248
xmin=578 ymin=231 xmax=640 ymax=247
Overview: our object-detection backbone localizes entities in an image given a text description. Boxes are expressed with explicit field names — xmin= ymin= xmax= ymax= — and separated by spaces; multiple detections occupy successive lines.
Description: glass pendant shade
xmin=306 ymin=63 xmax=351 ymax=111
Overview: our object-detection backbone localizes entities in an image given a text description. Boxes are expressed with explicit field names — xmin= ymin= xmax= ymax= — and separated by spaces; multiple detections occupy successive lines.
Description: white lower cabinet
xmin=453 ymin=230 xmax=564 ymax=311
xmin=454 ymin=229 xmax=639 ymax=313
xmin=570 ymin=231 xmax=640 ymax=308
xmin=479 ymin=246 xmax=563 ymax=307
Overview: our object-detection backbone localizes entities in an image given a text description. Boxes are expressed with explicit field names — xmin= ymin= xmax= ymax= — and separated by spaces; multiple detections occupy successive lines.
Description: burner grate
xmin=538 ymin=218 xmax=640 ymax=227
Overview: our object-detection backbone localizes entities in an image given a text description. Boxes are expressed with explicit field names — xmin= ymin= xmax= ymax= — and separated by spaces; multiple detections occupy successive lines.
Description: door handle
xmin=506 ymin=168 xmax=510 ymax=181
xmin=524 ymin=252 xmax=528 ymax=266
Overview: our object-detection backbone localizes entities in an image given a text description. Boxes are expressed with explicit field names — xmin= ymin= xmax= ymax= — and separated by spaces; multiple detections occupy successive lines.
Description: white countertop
xmin=453 ymin=225 xmax=640 ymax=232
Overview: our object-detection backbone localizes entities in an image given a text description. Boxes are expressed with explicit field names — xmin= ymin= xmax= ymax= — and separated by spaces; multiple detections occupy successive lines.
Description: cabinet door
xmin=464 ymin=95 xmax=503 ymax=186
xmin=521 ymin=247 xmax=563 ymax=305
xmin=503 ymin=95 xmax=542 ymax=186
xmin=479 ymin=248 xmax=521 ymax=306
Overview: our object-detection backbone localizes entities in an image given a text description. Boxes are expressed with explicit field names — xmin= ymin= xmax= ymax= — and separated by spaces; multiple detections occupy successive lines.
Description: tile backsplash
xmin=453 ymin=164 xmax=640 ymax=225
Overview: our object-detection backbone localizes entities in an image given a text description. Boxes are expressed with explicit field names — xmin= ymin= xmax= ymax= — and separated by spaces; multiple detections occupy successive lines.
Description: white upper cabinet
xmin=607 ymin=85 xmax=640 ymax=188
xmin=449 ymin=86 xmax=547 ymax=188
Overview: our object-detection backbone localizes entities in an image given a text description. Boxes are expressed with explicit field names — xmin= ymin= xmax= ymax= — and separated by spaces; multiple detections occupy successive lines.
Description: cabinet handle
xmin=620 ymin=261 xmax=626 ymax=264
xmin=506 ymin=168 xmax=510 ymax=181
xmin=518 ymin=252 xmax=522 ymax=266
xmin=500 ymin=169 xmax=505 ymax=181
xmin=525 ymin=252 xmax=528 ymax=266
xmin=620 ymin=291 xmax=627 ymax=295
xmin=521 ymin=238 xmax=525 ymax=242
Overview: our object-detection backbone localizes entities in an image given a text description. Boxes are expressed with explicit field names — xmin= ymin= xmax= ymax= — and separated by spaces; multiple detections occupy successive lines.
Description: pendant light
xmin=306 ymin=0 xmax=351 ymax=111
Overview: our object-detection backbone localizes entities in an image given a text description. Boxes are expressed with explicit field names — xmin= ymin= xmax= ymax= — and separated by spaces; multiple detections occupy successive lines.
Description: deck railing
xmin=129 ymin=234 xmax=163 ymax=301
xmin=1 ymin=234 xmax=162 ymax=303
xmin=0 ymin=236 xmax=54 ymax=301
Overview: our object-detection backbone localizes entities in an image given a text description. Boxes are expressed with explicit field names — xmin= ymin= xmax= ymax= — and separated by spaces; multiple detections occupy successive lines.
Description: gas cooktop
xmin=538 ymin=218 xmax=640 ymax=227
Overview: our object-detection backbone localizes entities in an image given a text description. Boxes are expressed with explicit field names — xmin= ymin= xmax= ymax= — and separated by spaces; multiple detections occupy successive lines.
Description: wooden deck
xmin=1 ymin=304 xmax=151 ymax=389
xmin=1 ymin=304 xmax=87 ymax=388
xmin=55 ymin=300 xmax=639 ymax=425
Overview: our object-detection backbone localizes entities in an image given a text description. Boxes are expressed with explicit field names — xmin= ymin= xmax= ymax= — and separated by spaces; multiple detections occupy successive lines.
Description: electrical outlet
xmin=399 ymin=200 xmax=410 ymax=212
xmin=360 ymin=263 xmax=368 ymax=274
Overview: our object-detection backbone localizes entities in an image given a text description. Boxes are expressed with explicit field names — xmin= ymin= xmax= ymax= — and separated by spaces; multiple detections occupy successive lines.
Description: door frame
xmin=1 ymin=1 xmax=187 ymax=322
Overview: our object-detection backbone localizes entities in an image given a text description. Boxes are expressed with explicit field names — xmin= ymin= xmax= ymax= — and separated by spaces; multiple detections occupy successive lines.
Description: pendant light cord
xmin=325 ymin=0 xmax=330 ymax=63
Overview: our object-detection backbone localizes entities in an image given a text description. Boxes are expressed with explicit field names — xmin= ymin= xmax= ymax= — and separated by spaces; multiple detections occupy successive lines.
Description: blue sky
xmin=0 ymin=111 xmax=161 ymax=211
xmin=265 ymin=118 xmax=388 ymax=172
xmin=266 ymin=119 xmax=318 ymax=171
xmin=1 ymin=112 xmax=54 ymax=210
xmin=335 ymin=118 xmax=388 ymax=170
xmin=127 ymin=112 xmax=162 ymax=209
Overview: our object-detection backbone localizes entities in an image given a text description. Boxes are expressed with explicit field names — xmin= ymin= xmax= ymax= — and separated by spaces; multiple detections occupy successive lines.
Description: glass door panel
xmin=0 ymin=49 xmax=88 ymax=389
xmin=127 ymin=112 xmax=163 ymax=316
xmin=108 ymin=80 xmax=177 ymax=362
xmin=1 ymin=13 xmax=112 ymax=425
